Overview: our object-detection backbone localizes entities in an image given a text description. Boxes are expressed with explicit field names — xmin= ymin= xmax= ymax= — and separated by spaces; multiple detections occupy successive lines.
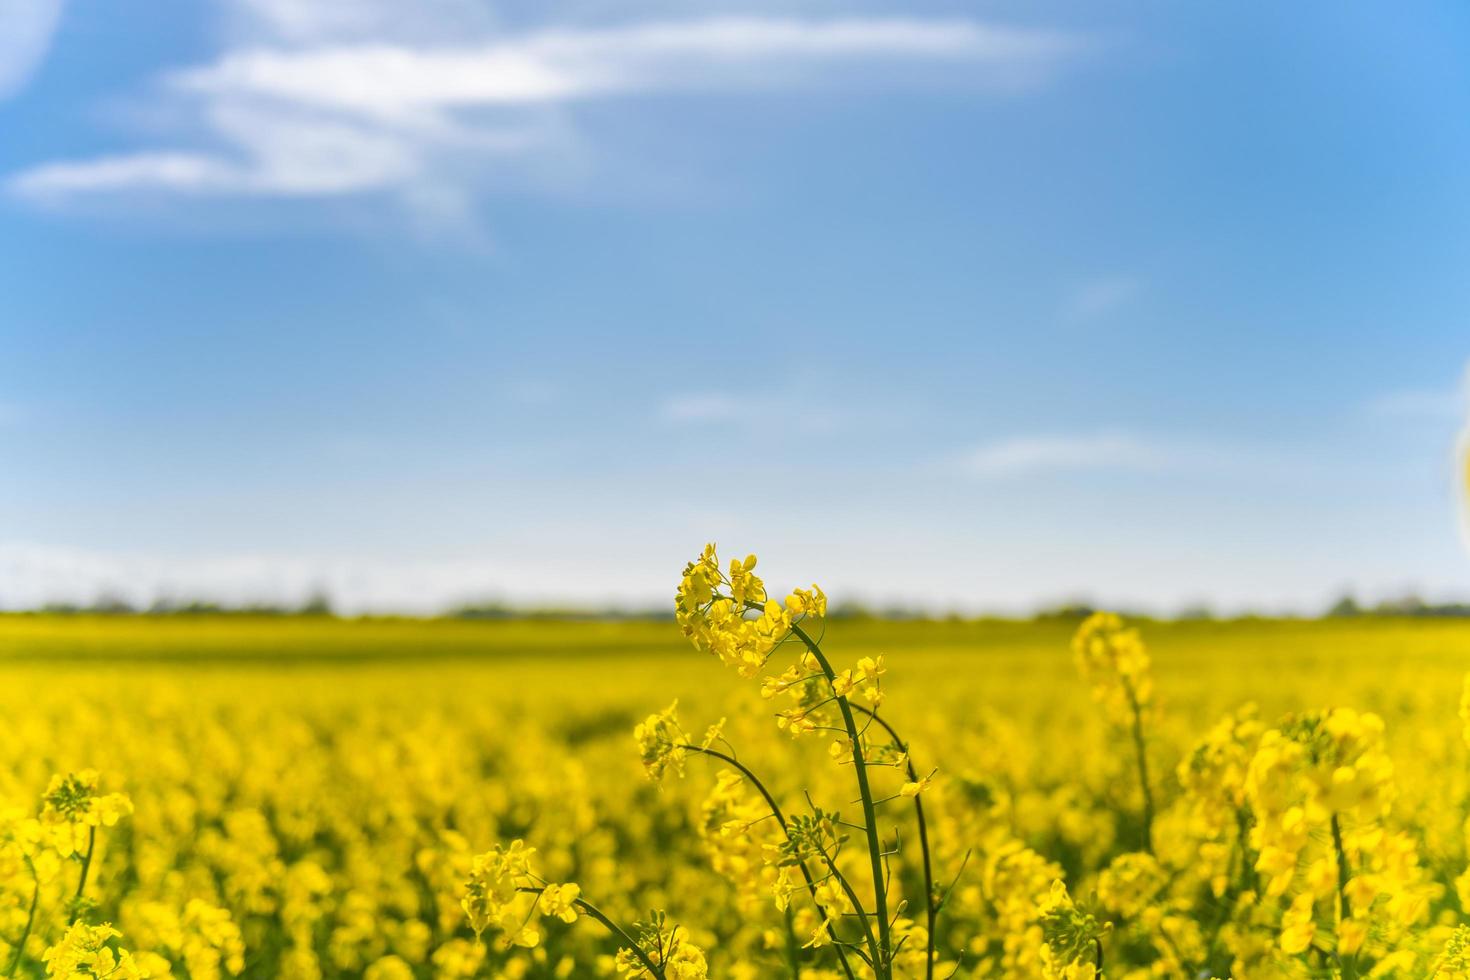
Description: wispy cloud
xmin=0 ymin=0 xmax=64 ymax=100
xmin=957 ymin=432 xmax=1165 ymax=479
xmin=8 ymin=12 xmax=1087 ymax=219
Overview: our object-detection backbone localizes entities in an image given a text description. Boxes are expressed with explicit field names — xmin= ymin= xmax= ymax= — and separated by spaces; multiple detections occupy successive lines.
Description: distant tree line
xmin=1326 ymin=593 xmax=1470 ymax=618
xmin=28 ymin=590 xmax=336 ymax=617
xmin=9 ymin=593 xmax=1470 ymax=621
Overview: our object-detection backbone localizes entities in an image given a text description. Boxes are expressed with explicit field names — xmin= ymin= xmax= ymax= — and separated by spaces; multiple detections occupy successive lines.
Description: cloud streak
xmin=8 ymin=14 xmax=1086 ymax=211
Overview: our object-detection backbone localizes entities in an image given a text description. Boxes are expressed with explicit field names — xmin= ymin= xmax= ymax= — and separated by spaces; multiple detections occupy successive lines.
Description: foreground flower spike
xmin=466 ymin=544 xmax=943 ymax=980
xmin=671 ymin=545 xmax=933 ymax=980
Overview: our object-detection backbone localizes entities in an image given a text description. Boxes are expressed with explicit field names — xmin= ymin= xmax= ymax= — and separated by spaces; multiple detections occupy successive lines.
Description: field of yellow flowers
xmin=5 ymin=550 xmax=1470 ymax=978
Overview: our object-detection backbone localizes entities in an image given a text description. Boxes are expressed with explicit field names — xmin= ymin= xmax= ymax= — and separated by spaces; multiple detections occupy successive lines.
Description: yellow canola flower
xmin=461 ymin=841 xmax=544 ymax=949
xmin=1439 ymin=925 xmax=1470 ymax=979
xmin=537 ymin=883 xmax=581 ymax=924
xmin=43 ymin=923 xmax=149 ymax=980
xmin=634 ymin=701 xmax=688 ymax=780
xmin=40 ymin=770 xmax=133 ymax=857
xmin=675 ymin=545 xmax=825 ymax=679
xmin=1460 ymin=672 xmax=1470 ymax=750
xmin=1072 ymin=613 xmax=1152 ymax=726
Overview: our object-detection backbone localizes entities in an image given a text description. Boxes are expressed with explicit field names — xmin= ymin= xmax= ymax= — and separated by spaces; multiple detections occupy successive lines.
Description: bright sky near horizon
xmin=2 ymin=1 xmax=1469 ymax=614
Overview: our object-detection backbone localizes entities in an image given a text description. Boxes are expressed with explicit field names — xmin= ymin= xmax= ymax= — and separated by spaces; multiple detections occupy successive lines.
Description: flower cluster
xmin=614 ymin=912 xmax=708 ymax=980
xmin=634 ymin=702 xmax=689 ymax=781
xmin=40 ymin=770 xmax=133 ymax=859
xmin=675 ymin=545 xmax=825 ymax=678
xmin=461 ymin=841 xmax=580 ymax=950
xmin=1071 ymin=612 xmax=1153 ymax=726
xmin=42 ymin=922 xmax=150 ymax=980
xmin=1036 ymin=881 xmax=1107 ymax=980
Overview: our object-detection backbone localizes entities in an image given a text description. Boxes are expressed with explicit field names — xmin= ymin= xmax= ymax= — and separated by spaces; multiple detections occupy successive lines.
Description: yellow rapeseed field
xmin=5 ymin=547 xmax=1470 ymax=979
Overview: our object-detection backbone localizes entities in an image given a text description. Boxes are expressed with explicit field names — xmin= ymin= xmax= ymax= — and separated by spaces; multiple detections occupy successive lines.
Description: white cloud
xmin=171 ymin=19 xmax=1071 ymax=116
xmin=0 ymin=0 xmax=64 ymax=100
xmin=958 ymin=432 xmax=1165 ymax=479
xmin=8 ymin=14 xmax=1086 ymax=215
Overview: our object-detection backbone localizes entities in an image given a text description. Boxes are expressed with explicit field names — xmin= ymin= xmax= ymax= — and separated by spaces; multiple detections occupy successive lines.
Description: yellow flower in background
xmin=40 ymin=771 xmax=132 ymax=857
xmin=1072 ymin=613 xmax=1152 ymax=725
xmin=1277 ymin=893 xmax=1316 ymax=954
xmin=1460 ymin=672 xmax=1470 ymax=750
xmin=42 ymin=922 xmax=148 ymax=980
xmin=1439 ymin=925 xmax=1470 ymax=979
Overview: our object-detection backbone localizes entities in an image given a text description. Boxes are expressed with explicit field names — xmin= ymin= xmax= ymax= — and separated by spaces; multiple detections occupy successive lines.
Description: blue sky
xmin=2 ymin=1 xmax=1468 ymax=613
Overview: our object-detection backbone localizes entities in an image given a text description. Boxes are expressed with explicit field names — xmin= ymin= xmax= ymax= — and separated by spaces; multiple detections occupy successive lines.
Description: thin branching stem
xmin=515 ymin=887 xmax=664 ymax=978
xmin=67 ymin=826 xmax=97 ymax=926
xmin=789 ymin=620 xmax=895 ymax=980
xmin=679 ymin=744 xmax=859 ymax=980
xmin=1122 ymin=679 xmax=1154 ymax=854
xmin=6 ymin=858 xmax=39 ymax=978
xmin=811 ymin=838 xmax=883 ymax=965
xmin=1330 ymin=814 xmax=1352 ymax=924
xmin=850 ymin=704 xmax=938 ymax=980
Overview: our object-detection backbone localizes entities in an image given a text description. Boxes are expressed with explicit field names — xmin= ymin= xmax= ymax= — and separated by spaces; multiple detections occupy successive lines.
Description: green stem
xmin=1234 ymin=806 xmax=1257 ymax=893
xmin=68 ymin=826 xmax=96 ymax=926
xmin=6 ymin=860 xmax=38 ymax=978
xmin=790 ymin=621 xmax=893 ymax=980
xmin=849 ymin=704 xmax=937 ymax=980
xmin=681 ymin=744 xmax=859 ymax=980
xmin=1330 ymin=814 xmax=1351 ymax=923
xmin=1122 ymin=679 xmax=1153 ymax=854
xmin=811 ymin=838 xmax=885 ymax=971
xmin=782 ymin=907 xmax=801 ymax=978
xmin=516 ymin=887 xmax=664 ymax=979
